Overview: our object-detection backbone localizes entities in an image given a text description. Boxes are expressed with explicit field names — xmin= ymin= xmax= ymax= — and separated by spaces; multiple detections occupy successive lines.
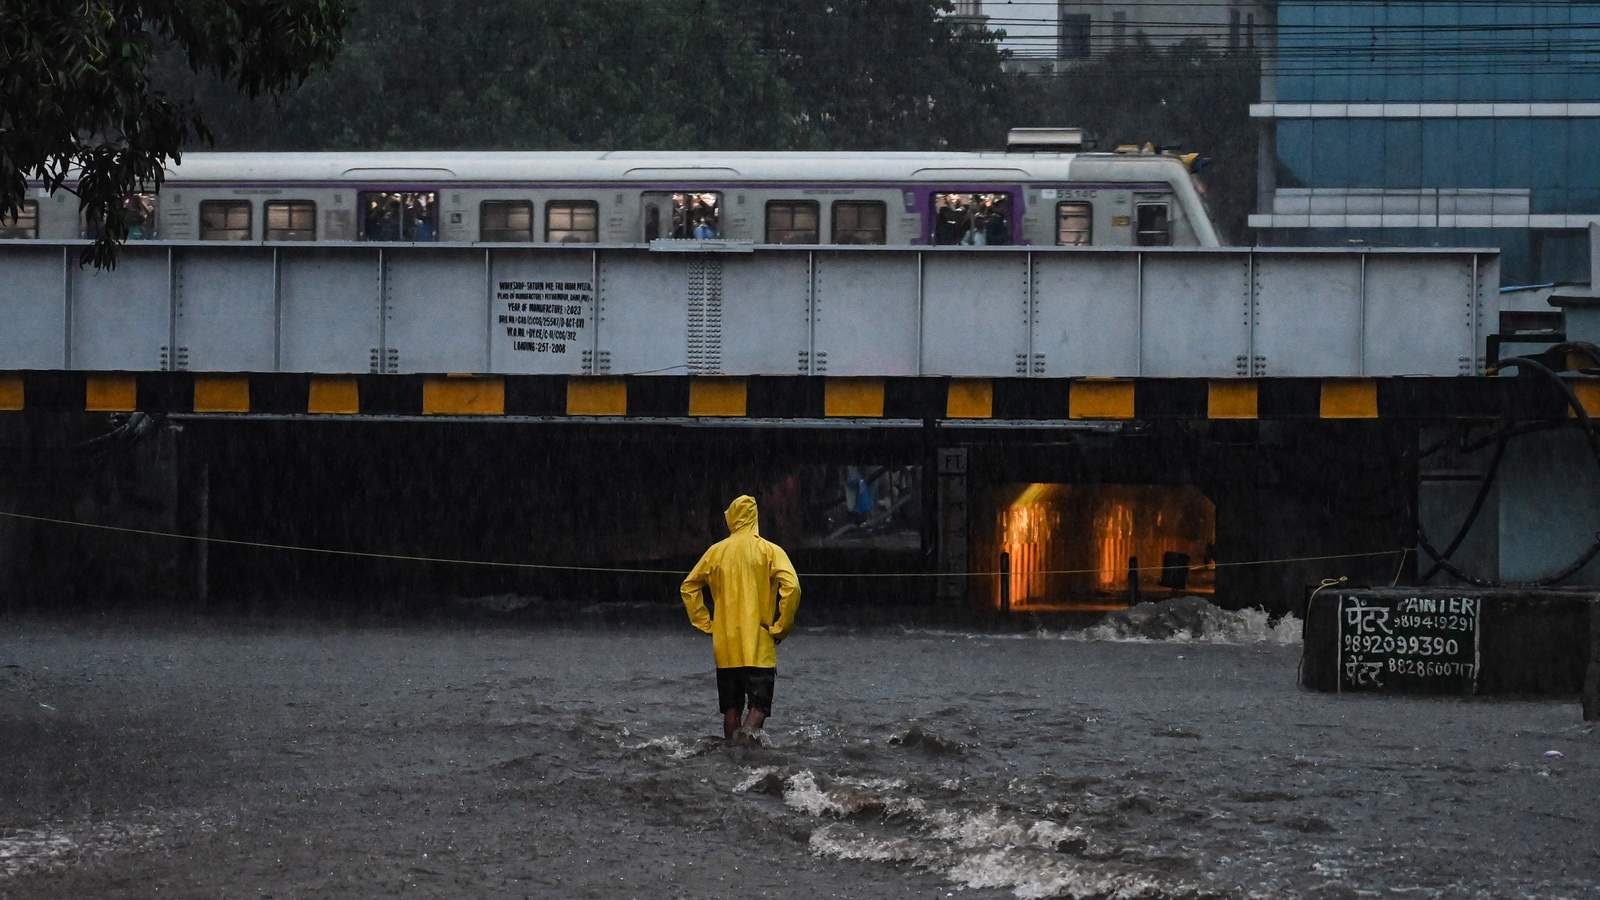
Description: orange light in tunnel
xmin=1001 ymin=484 xmax=1054 ymax=607
xmin=993 ymin=483 xmax=1216 ymax=611
xmin=1093 ymin=496 xmax=1133 ymax=591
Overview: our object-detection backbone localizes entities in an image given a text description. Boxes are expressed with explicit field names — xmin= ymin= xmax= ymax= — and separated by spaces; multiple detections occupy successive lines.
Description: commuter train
xmin=1 ymin=131 xmax=1221 ymax=249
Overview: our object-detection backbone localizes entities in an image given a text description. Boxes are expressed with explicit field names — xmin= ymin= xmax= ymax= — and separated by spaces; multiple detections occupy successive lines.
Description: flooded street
xmin=1 ymin=618 xmax=1595 ymax=899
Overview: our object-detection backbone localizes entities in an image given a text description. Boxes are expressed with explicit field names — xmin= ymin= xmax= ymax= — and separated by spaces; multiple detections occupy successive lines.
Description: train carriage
xmin=3 ymin=132 xmax=1220 ymax=249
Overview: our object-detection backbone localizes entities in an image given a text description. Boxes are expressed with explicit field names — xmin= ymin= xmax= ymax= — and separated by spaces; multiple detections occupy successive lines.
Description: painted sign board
xmin=1337 ymin=593 xmax=1480 ymax=693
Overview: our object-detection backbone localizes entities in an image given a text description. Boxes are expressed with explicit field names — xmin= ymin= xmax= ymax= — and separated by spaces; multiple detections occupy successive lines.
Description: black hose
xmin=1418 ymin=436 xmax=1506 ymax=583
xmin=1419 ymin=354 xmax=1600 ymax=587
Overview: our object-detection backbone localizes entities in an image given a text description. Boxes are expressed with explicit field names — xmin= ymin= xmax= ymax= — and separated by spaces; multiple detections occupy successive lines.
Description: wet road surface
xmin=1 ymin=619 xmax=1595 ymax=898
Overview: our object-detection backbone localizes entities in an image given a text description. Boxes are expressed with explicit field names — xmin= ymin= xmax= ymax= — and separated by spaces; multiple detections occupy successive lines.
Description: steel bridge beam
xmin=0 ymin=243 xmax=1496 ymax=380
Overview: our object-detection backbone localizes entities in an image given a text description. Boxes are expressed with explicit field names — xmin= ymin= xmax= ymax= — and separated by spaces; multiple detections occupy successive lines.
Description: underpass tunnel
xmin=988 ymin=483 xmax=1217 ymax=612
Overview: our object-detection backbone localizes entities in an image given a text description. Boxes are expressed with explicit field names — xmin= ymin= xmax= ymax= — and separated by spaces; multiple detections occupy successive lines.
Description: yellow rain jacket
xmin=681 ymin=495 xmax=801 ymax=669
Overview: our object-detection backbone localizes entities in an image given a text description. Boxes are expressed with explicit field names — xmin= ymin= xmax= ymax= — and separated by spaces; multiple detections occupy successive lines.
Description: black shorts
xmin=716 ymin=666 xmax=776 ymax=717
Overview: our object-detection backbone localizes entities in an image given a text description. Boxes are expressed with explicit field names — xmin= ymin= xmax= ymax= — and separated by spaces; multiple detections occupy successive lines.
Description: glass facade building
xmin=1252 ymin=1 xmax=1600 ymax=284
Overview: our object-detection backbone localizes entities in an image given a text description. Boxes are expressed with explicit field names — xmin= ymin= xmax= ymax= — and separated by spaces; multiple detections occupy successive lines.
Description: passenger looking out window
xmin=199 ymin=200 xmax=252 ymax=240
xmin=766 ymin=200 xmax=819 ymax=244
xmin=125 ymin=193 xmax=158 ymax=239
xmin=265 ymin=201 xmax=317 ymax=241
xmin=360 ymin=191 xmax=437 ymax=241
xmin=481 ymin=200 xmax=532 ymax=242
xmin=1056 ymin=201 xmax=1092 ymax=246
xmin=832 ymin=201 xmax=886 ymax=244
xmin=546 ymin=201 xmax=598 ymax=243
xmin=933 ymin=193 xmax=1011 ymax=246
xmin=676 ymin=192 xmax=721 ymax=239
xmin=87 ymin=193 xmax=160 ymax=240
xmin=0 ymin=200 xmax=39 ymax=239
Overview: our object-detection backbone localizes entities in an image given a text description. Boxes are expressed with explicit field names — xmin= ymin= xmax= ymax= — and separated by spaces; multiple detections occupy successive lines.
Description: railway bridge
xmin=0 ymin=240 xmax=1595 ymax=614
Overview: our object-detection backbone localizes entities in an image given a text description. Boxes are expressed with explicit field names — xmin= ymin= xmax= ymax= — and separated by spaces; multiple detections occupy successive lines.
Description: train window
xmin=1056 ymin=202 xmax=1092 ymax=246
xmin=199 ymin=200 xmax=252 ymax=241
xmin=546 ymin=200 xmax=598 ymax=243
xmin=679 ymin=193 xmax=721 ymax=239
xmin=359 ymin=191 xmax=437 ymax=241
xmin=832 ymin=201 xmax=886 ymax=245
xmin=765 ymin=200 xmax=819 ymax=244
xmin=933 ymin=193 xmax=1011 ymax=246
xmin=0 ymin=200 xmax=39 ymax=239
xmin=642 ymin=191 xmax=722 ymax=240
xmin=1135 ymin=203 xmax=1171 ymax=246
xmin=481 ymin=200 xmax=533 ymax=242
xmin=89 ymin=193 xmax=159 ymax=240
xmin=265 ymin=200 xmax=317 ymax=240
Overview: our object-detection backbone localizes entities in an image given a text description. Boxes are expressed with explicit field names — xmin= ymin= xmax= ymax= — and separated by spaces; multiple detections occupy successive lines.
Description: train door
xmin=1134 ymin=194 xmax=1171 ymax=246
xmin=641 ymin=192 xmax=670 ymax=241
xmin=358 ymin=190 xmax=438 ymax=241
xmin=640 ymin=191 xmax=724 ymax=241
xmin=931 ymin=192 xmax=1013 ymax=245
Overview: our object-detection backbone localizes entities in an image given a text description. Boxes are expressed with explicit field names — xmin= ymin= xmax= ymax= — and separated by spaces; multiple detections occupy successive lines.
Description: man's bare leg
xmin=724 ymin=708 xmax=741 ymax=741
xmin=732 ymin=708 xmax=766 ymax=744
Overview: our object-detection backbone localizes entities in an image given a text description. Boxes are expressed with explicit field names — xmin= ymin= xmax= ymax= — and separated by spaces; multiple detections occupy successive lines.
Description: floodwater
xmin=0 ymin=612 xmax=1595 ymax=899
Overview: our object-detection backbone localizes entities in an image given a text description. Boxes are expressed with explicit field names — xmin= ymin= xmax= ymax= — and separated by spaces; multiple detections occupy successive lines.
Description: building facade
xmin=990 ymin=0 xmax=1270 ymax=73
xmin=1252 ymin=1 xmax=1600 ymax=285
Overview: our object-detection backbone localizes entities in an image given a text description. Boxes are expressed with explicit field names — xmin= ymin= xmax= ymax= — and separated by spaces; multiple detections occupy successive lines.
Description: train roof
xmin=157 ymin=150 xmax=1192 ymax=184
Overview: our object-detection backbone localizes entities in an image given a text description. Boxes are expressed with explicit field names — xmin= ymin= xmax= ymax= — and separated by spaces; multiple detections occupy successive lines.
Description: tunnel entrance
xmin=989 ymin=483 xmax=1216 ymax=612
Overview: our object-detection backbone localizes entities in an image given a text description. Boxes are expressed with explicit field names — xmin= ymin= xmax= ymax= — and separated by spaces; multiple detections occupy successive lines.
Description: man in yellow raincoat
xmin=681 ymin=495 xmax=801 ymax=743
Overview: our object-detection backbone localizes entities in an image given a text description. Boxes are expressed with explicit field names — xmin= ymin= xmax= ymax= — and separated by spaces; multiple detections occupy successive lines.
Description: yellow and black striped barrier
xmin=0 ymin=372 xmax=1594 ymax=421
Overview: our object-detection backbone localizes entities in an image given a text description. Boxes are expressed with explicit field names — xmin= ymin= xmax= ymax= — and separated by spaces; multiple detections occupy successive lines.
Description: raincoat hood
xmin=684 ymin=494 xmax=800 ymax=669
xmin=725 ymin=495 xmax=760 ymax=537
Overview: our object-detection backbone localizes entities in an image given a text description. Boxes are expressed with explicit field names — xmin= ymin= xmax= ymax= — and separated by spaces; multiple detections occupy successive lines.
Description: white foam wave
xmin=0 ymin=830 xmax=74 ymax=878
xmin=778 ymin=768 xmax=1218 ymax=898
xmin=781 ymin=770 xmax=926 ymax=817
xmin=947 ymin=845 xmax=1189 ymax=900
xmin=622 ymin=734 xmax=714 ymax=760
xmin=0 ymin=822 xmax=163 ymax=879
xmin=921 ymin=807 xmax=1084 ymax=853
xmin=811 ymin=823 xmax=1202 ymax=899
xmin=1080 ymin=597 xmax=1302 ymax=645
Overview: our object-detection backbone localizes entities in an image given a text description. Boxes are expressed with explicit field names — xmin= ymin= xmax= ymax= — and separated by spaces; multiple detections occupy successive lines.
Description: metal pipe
xmin=1471 ymin=254 xmax=1482 ymax=375
xmin=1025 ymin=251 xmax=1035 ymax=376
xmin=1358 ymin=253 xmax=1368 ymax=376
xmin=1135 ymin=252 xmax=1144 ymax=377
xmin=999 ymin=551 xmax=1011 ymax=613
xmin=272 ymin=247 xmax=282 ymax=372
xmin=377 ymin=247 xmax=387 ymax=373
xmin=1247 ymin=250 xmax=1257 ymax=376
xmin=61 ymin=246 xmax=73 ymax=369
xmin=167 ymin=246 xmax=178 ymax=370
xmin=483 ymin=247 xmax=493 ymax=372
xmin=591 ymin=248 xmax=602 ymax=374
xmin=809 ymin=250 xmax=818 ymax=376
xmin=915 ymin=250 xmax=925 ymax=377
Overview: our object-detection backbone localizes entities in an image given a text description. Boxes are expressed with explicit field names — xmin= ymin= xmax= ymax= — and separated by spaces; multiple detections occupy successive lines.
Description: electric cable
xmin=1416 ymin=350 xmax=1600 ymax=587
xmin=1418 ymin=435 xmax=1506 ymax=583
xmin=0 ymin=505 xmax=1405 ymax=580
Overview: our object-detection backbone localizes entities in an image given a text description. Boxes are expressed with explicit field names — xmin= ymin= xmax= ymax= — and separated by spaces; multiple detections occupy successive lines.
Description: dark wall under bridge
xmin=0 ymin=412 xmax=1417 ymax=619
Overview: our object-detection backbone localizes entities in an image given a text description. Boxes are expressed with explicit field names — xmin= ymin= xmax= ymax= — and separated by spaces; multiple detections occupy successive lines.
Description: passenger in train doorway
xmin=412 ymin=210 xmax=435 ymax=242
xmin=983 ymin=207 xmax=1009 ymax=245
xmin=692 ymin=217 xmax=717 ymax=240
xmin=935 ymin=196 xmax=969 ymax=245
xmin=680 ymin=495 xmax=802 ymax=744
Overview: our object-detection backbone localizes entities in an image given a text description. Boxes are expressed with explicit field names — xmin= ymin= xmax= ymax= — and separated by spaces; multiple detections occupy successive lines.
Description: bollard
xmin=1128 ymin=556 xmax=1140 ymax=606
xmin=1586 ymin=600 xmax=1600 ymax=722
xmin=999 ymin=551 xmax=1011 ymax=614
